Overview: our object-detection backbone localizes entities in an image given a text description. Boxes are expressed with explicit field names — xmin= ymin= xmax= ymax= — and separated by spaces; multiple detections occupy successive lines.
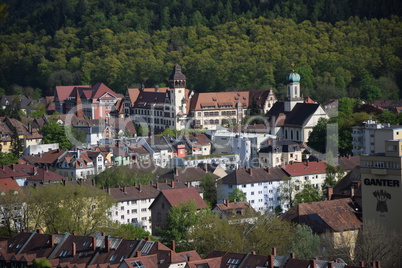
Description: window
xmin=120 ymin=206 xmax=124 ymax=211
xmin=132 ymin=218 xmax=138 ymax=223
xmin=251 ymin=183 xmax=254 ymax=187
xmin=110 ymin=254 xmax=117 ymax=261
xmin=127 ymin=210 xmax=130 ymax=214
xmin=258 ymin=191 xmax=262 ymax=194
xmin=251 ymin=192 xmax=254 ymax=195
xmin=121 ymin=215 xmax=125 ymax=220
xmin=141 ymin=208 xmax=147 ymax=212
xmin=251 ymin=200 xmax=254 ymax=203
xmin=132 ymin=209 xmax=137 ymax=213
xmin=141 ymin=217 xmax=147 ymax=221
xmin=242 ymin=185 xmax=246 ymax=188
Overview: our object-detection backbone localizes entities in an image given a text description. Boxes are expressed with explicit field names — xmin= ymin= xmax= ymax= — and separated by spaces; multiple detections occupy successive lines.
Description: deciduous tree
xmin=24 ymin=183 xmax=116 ymax=235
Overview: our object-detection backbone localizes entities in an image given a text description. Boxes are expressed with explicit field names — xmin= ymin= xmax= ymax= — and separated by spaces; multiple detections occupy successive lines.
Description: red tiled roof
xmin=281 ymin=161 xmax=327 ymax=176
xmin=0 ymin=178 xmax=22 ymax=193
xmin=91 ymin=83 xmax=119 ymax=100
xmin=160 ymin=187 xmax=208 ymax=209
xmin=215 ymin=201 xmax=251 ymax=211
xmin=281 ymin=198 xmax=362 ymax=233
xmin=55 ymin=85 xmax=90 ymax=103
xmin=337 ymin=156 xmax=360 ymax=172
xmin=36 ymin=149 xmax=66 ymax=164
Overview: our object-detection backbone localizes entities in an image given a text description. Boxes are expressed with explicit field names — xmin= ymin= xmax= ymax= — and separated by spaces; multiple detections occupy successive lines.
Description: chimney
xmin=164 ymin=179 xmax=168 ymax=183
xmin=310 ymin=260 xmax=316 ymax=268
xmin=12 ymin=164 xmax=15 ymax=171
xmin=328 ymin=262 xmax=334 ymax=268
xmin=306 ymin=160 xmax=309 ymax=166
xmin=359 ymin=261 xmax=364 ymax=267
xmin=251 ymin=251 xmax=256 ymax=255
xmin=248 ymin=168 xmax=253 ymax=175
xmin=187 ymin=255 xmax=193 ymax=262
xmin=156 ymin=183 xmax=160 ymax=190
xmin=72 ymin=242 xmax=76 ymax=257
xmin=123 ymin=186 xmax=127 ymax=192
xmin=269 ymin=255 xmax=274 ymax=268
xmin=107 ymin=187 xmax=111 ymax=195
xmin=376 ymin=261 xmax=381 ymax=268
xmin=171 ymin=180 xmax=175 ymax=188
xmin=171 ymin=240 xmax=176 ymax=252
xmin=271 ymin=248 xmax=276 ymax=256
xmin=327 ymin=187 xmax=333 ymax=200
xmin=225 ymin=199 xmax=229 ymax=206
xmin=36 ymin=229 xmax=42 ymax=234
xmin=73 ymin=232 xmax=77 ymax=236
xmin=33 ymin=166 xmax=38 ymax=175
xmin=50 ymin=235 xmax=55 ymax=247
xmin=105 ymin=236 xmax=110 ymax=252
xmin=136 ymin=251 xmax=142 ymax=257
xmin=290 ymin=252 xmax=295 ymax=259
xmin=267 ymin=139 xmax=272 ymax=145
xmin=188 ymin=181 xmax=191 ymax=188
xmin=101 ymin=232 xmax=106 ymax=236
xmin=92 ymin=237 xmax=97 ymax=251
xmin=266 ymin=167 xmax=270 ymax=174
xmin=350 ymin=185 xmax=355 ymax=198
xmin=371 ymin=262 xmax=376 ymax=268
xmin=139 ymin=185 xmax=143 ymax=192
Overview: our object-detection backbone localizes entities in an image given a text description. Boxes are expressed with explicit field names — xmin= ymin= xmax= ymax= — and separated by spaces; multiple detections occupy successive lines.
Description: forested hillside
xmin=0 ymin=0 xmax=401 ymax=103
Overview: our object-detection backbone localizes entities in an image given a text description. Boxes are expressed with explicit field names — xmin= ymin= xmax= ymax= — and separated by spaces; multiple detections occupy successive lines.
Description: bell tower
xmin=169 ymin=64 xmax=187 ymax=130
xmin=284 ymin=65 xmax=302 ymax=112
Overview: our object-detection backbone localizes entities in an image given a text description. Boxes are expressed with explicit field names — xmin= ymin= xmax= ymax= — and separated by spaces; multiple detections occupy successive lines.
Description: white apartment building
xmin=352 ymin=120 xmax=402 ymax=155
xmin=210 ymin=131 xmax=275 ymax=168
xmin=217 ymin=167 xmax=289 ymax=213
xmin=107 ymin=181 xmax=195 ymax=233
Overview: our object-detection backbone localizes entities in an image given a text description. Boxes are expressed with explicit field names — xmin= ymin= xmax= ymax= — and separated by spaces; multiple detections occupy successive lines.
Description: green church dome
xmin=286 ymin=71 xmax=301 ymax=83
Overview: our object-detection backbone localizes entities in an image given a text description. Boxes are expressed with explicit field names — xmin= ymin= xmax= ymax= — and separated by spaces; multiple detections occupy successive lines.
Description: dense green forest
xmin=0 ymin=0 xmax=401 ymax=103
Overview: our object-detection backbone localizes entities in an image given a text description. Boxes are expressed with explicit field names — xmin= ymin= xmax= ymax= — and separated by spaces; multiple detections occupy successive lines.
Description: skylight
xmin=141 ymin=241 xmax=154 ymax=255
xmin=130 ymin=260 xmax=145 ymax=268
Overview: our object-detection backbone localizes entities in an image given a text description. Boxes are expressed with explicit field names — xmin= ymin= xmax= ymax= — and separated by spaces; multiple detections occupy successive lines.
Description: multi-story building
xmin=124 ymin=65 xmax=276 ymax=133
xmin=217 ymin=167 xmax=288 ymax=213
xmin=351 ymin=119 xmax=402 ymax=155
xmin=360 ymin=139 xmax=402 ymax=235
xmin=259 ymin=139 xmax=302 ymax=167
xmin=210 ymin=131 xmax=275 ymax=167
xmin=0 ymin=117 xmax=43 ymax=153
xmin=108 ymin=181 xmax=199 ymax=234
xmin=54 ymin=83 xmax=122 ymax=119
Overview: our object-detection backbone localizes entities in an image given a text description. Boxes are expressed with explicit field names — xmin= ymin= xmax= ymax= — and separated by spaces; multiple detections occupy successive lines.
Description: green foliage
xmin=294 ymin=181 xmax=321 ymax=205
xmin=136 ymin=124 xmax=149 ymax=137
xmin=159 ymin=200 xmax=202 ymax=251
xmin=94 ymin=166 xmax=159 ymax=188
xmin=0 ymin=152 xmax=18 ymax=165
xmin=189 ymin=212 xmax=297 ymax=256
xmin=41 ymin=121 xmax=72 ymax=150
xmin=290 ymin=225 xmax=320 ymax=259
xmin=360 ymin=85 xmax=382 ymax=103
xmin=324 ymin=164 xmax=343 ymax=189
xmin=377 ymin=110 xmax=399 ymax=125
xmin=24 ymin=183 xmax=116 ymax=235
xmin=111 ymin=224 xmax=152 ymax=240
xmin=0 ymin=189 xmax=24 ymax=236
xmin=10 ymin=127 xmax=23 ymax=158
xmin=33 ymin=259 xmax=51 ymax=268
xmin=29 ymin=105 xmax=46 ymax=118
xmin=278 ymin=176 xmax=298 ymax=208
xmin=228 ymin=188 xmax=247 ymax=202
xmin=307 ymin=117 xmax=328 ymax=154
xmin=0 ymin=10 xmax=401 ymax=99
xmin=199 ymin=173 xmax=217 ymax=207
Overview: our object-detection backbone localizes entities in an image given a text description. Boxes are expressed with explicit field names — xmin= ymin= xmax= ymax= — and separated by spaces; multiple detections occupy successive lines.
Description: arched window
xmin=296 ymin=130 xmax=299 ymax=141
xmin=215 ymin=119 xmax=219 ymax=124
xmin=291 ymin=130 xmax=294 ymax=140
xmin=295 ymin=86 xmax=297 ymax=96
xmin=285 ymin=130 xmax=288 ymax=139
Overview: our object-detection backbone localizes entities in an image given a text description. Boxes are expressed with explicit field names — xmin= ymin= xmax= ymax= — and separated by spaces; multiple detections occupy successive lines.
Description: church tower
xmin=284 ymin=69 xmax=303 ymax=112
xmin=169 ymin=64 xmax=187 ymax=130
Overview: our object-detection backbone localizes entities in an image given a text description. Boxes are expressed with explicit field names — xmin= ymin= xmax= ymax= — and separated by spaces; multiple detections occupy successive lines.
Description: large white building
xmin=217 ymin=161 xmax=328 ymax=213
xmin=352 ymin=119 xmax=402 ymax=155
xmin=124 ymin=65 xmax=276 ymax=133
xmin=217 ymin=167 xmax=289 ymax=213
